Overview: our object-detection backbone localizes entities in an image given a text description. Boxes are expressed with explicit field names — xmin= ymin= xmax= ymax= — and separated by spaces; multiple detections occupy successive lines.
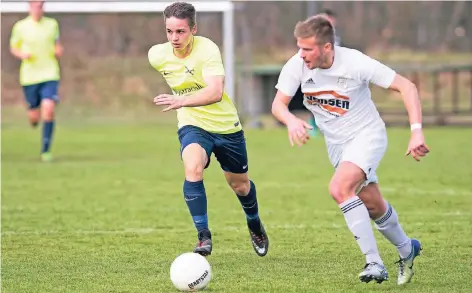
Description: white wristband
xmin=410 ymin=123 xmax=422 ymax=131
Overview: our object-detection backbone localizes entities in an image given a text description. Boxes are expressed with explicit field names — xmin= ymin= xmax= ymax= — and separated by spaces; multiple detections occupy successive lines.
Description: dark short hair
xmin=294 ymin=14 xmax=335 ymax=46
xmin=163 ymin=2 xmax=196 ymax=28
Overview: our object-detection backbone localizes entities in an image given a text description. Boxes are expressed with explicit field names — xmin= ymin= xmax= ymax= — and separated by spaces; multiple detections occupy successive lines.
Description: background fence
xmin=2 ymin=1 xmax=472 ymax=126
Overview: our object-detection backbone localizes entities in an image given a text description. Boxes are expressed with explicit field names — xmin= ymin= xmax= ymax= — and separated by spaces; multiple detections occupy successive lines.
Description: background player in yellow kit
xmin=148 ymin=2 xmax=269 ymax=257
xmin=9 ymin=1 xmax=63 ymax=162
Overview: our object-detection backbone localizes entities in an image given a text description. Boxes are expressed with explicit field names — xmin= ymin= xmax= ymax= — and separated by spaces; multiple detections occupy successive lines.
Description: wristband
xmin=410 ymin=123 xmax=422 ymax=131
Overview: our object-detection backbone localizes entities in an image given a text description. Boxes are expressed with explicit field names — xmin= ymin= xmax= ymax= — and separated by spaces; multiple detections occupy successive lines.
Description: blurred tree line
xmin=2 ymin=1 xmax=471 ymax=66
xmin=1 ymin=1 xmax=471 ymax=110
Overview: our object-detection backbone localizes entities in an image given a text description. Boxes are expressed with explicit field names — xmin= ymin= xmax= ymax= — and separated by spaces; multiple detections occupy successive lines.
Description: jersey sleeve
xmin=9 ymin=22 xmax=22 ymax=49
xmin=148 ymin=44 xmax=165 ymax=72
xmin=202 ymin=41 xmax=225 ymax=77
xmin=356 ymin=52 xmax=396 ymax=89
xmin=275 ymin=54 xmax=303 ymax=97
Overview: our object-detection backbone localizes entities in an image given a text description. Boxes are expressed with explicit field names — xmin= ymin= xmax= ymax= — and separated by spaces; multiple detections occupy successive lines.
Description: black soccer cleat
xmin=193 ymin=229 xmax=212 ymax=256
xmin=248 ymin=220 xmax=269 ymax=257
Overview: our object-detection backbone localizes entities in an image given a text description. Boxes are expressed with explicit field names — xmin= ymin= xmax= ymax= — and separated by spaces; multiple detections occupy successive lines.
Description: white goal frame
xmin=1 ymin=1 xmax=236 ymax=101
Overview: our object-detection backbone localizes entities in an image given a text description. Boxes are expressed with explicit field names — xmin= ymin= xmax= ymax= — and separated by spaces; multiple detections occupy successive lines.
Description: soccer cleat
xmin=248 ymin=220 xmax=269 ymax=257
xmin=41 ymin=152 xmax=53 ymax=162
xmin=359 ymin=262 xmax=389 ymax=284
xmin=396 ymin=238 xmax=422 ymax=285
xmin=193 ymin=229 xmax=212 ymax=256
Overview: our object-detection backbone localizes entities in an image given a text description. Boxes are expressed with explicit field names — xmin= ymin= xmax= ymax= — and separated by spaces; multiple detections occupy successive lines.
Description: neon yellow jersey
xmin=148 ymin=36 xmax=242 ymax=134
xmin=10 ymin=16 xmax=60 ymax=86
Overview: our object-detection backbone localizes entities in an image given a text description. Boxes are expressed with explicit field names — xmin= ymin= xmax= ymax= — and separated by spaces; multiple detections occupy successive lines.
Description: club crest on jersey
xmin=185 ymin=65 xmax=195 ymax=76
xmin=337 ymin=77 xmax=348 ymax=89
xmin=304 ymin=91 xmax=350 ymax=117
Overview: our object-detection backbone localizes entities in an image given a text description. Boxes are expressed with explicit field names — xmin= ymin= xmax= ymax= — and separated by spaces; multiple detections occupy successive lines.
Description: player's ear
xmin=324 ymin=42 xmax=332 ymax=52
xmin=191 ymin=24 xmax=197 ymax=35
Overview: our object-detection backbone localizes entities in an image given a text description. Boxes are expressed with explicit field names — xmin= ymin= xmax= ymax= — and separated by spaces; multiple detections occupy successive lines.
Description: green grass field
xmin=2 ymin=123 xmax=472 ymax=293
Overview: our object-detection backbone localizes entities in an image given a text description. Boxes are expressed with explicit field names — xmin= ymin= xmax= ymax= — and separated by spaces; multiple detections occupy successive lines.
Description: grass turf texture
xmin=2 ymin=124 xmax=472 ymax=293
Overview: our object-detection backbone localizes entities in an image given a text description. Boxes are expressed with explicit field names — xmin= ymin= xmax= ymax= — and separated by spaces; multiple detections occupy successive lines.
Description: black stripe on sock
xmin=341 ymin=199 xmax=364 ymax=213
xmin=375 ymin=204 xmax=393 ymax=225
xmin=342 ymin=201 xmax=364 ymax=213
xmin=340 ymin=199 xmax=363 ymax=212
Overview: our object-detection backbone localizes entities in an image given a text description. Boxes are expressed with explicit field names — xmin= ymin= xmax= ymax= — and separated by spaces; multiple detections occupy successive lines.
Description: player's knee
xmin=41 ymin=100 xmax=55 ymax=121
xmin=224 ymin=172 xmax=251 ymax=195
xmin=184 ymin=163 xmax=204 ymax=181
xmin=229 ymin=179 xmax=250 ymax=196
xmin=328 ymin=180 xmax=354 ymax=204
xmin=28 ymin=110 xmax=40 ymax=125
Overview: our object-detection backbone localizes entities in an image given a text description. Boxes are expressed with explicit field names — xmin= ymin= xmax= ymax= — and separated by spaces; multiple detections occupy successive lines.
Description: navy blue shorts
xmin=22 ymin=80 xmax=59 ymax=109
xmin=178 ymin=125 xmax=249 ymax=174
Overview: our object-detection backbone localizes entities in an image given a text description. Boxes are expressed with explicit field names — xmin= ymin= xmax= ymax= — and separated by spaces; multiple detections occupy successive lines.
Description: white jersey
xmin=275 ymin=46 xmax=396 ymax=144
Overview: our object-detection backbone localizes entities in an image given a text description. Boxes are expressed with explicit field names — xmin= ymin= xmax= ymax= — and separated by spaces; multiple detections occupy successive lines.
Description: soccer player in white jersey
xmin=148 ymin=2 xmax=268 ymax=257
xmin=272 ymin=15 xmax=429 ymax=285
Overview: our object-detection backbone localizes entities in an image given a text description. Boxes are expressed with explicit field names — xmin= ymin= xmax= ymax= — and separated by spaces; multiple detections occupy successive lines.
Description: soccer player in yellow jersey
xmin=9 ymin=0 xmax=63 ymax=162
xmin=148 ymin=2 xmax=268 ymax=257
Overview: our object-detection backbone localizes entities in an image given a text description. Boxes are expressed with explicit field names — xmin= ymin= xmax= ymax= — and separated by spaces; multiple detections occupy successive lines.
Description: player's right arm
xmin=272 ymin=55 xmax=313 ymax=147
xmin=9 ymin=22 xmax=30 ymax=61
xmin=148 ymin=44 xmax=166 ymax=72
xmin=355 ymin=51 xmax=429 ymax=161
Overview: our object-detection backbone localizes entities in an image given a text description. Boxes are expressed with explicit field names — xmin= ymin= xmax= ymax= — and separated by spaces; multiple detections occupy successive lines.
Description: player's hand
xmin=405 ymin=129 xmax=430 ymax=161
xmin=286 ymin=117 xmax=313 ymax=147
xmin=54 ymin=45 xmax=64 ymax=58
xmin=153 ymin=94 xmax=185 ymax=112
xmin=21 ymin=53 xmax=32 ymax=60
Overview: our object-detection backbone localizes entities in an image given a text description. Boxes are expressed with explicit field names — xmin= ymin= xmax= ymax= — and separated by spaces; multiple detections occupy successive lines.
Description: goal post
xmin=1 ymin=1 xmax=236 ymax=102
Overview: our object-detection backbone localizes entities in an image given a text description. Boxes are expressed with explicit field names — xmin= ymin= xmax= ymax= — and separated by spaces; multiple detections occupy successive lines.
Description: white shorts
xmin=326 ymin=126 xmax=388 ymax=186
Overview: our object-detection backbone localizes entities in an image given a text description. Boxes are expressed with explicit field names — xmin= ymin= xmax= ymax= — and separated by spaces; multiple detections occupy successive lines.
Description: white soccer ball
xmin=170 ymin=252 xmax=212 ymax=291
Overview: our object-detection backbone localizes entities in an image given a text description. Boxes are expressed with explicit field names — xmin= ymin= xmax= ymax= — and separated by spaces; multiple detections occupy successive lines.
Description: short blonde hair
xmin=294 ymin=14 xmax=334 ymax=46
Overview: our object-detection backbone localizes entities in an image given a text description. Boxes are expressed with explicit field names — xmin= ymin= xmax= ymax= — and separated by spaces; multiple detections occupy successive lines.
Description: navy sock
xmin=42 ymin=120 xmax=55 ymax=153
xmin=183 ymin=180 xmax=208 ymax=233
xmin=237 ymin=181 xmax=260 ymax=229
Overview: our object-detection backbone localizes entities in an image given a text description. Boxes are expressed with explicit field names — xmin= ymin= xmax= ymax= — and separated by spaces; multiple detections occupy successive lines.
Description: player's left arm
xmin=180 ymin=75 xmax=224 ymax=107
xmin=180 ymin=42 xmax=225 ymax=107
xmin=388 ymin=74 xmax=421 ymax=128
xmin=53 ymin=20 xmax=64 ymax=58
xmin=154 ymin=41 xmax=225 ymax=111
xmin=359 ymin=53 xmax=429 ymax=161
xmin=155 ymin=74 xmax=223 ymax=111
xmin=389 ymin=74 xmax=430 ymax=161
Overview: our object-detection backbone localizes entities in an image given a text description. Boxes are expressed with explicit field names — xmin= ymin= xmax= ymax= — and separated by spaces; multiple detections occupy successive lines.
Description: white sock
xmin=374 ymin=201 xmax=412 ymax=259
xmin=339 ymin=196 xmax=383 ymax=265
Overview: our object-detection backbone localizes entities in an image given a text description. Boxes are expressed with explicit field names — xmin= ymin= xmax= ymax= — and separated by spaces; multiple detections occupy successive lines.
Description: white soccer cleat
xmin=359 ymin=262 xmax=389 ymax=284
xmin=396 ymin=238 xmax=422 ymax=285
